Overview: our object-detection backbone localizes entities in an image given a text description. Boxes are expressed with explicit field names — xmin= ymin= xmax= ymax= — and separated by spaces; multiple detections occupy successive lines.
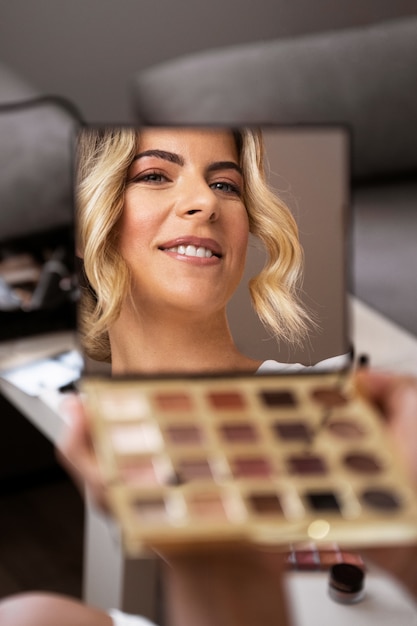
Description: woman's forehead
xmin=134 ymin=127 xmax=239 ymax=160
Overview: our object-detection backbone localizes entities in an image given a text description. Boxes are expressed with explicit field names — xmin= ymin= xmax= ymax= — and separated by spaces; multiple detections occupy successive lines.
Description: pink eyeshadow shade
xmin=220 ymin=422 xmax=257 ymax=443
xmin=119 ymin=458 xmax=159 ymax=486
xmin=207 ymin=391 xmax=246 ymax=409
xmin=165 ymin=425 xmax=202 ymax=445
xmin=232 ymin=457 xmax=272 ymax=478
xmin=295 ymin=550 xmax=320 ymax=569
xmin=177 ymin=459 xmax=213 ymax=482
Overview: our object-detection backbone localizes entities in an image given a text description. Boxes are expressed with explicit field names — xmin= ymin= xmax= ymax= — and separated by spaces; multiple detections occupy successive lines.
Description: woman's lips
xmin=158 ymin=237 xmax=223 ymax=259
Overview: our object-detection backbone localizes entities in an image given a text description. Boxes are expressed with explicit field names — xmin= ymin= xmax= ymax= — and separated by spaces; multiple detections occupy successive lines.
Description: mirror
xmin=76 ymin=124 xmax=350 ymax=376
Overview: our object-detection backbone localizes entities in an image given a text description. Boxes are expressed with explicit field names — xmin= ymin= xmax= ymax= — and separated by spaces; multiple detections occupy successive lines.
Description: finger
xmin=57 ymin=395 xmax=110 ymax=511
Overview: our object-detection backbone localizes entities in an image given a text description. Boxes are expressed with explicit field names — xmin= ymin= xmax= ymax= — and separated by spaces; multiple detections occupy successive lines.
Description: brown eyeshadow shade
xmin=306 ymin=491 xmax=341 ymax=512
xmin=327 ymin=420 xmax=365 ymax=439
xmin=207 ymin=391 xmax=246 ymax=409
xmin=133 ymin=498 xmax=167 ymax=523
xmin=164 ymin=425 xmax=202 ymax=445
xmin=176 ymin=459 xmax=213 ymax=482
xmin=344 ymin=453 xmax=382 ymax=474
xmin=288 ymin=455 xmax=327 ymax=475
xmin=273 ymin=421 xmax=311 ymax=442
xmin=361 ymin=489 xmax=401 ymax=511
xmin=220 ymin=422 xmax=257 ymax=443
xmin=232 ymin=457 xmax=272 ymax=478
xmin=248 ymin=493 xmax=283 ymax=515
xmin=260 ymin=390 xmax=296 ymax=407
xmin=311 ymin=387 xmax=348 ymax=408
xmin=154 ymin=392 xmax=193 ymax=411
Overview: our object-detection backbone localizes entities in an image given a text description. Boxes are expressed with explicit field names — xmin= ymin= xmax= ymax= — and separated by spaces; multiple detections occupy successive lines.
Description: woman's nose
xmin=175 ymin=179 xmax=219 ymax=222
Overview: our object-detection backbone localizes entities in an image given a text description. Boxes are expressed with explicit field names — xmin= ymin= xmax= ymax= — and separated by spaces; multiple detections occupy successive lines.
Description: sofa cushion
xmin=132 ymin=17 xmax=417 ymax=180
xmin=0 ymin=63 xmax=79 ymax=242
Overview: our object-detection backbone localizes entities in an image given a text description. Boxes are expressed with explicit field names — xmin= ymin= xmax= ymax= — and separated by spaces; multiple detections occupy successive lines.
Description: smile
xmin=164 ymin=245 xmax=218 ymax=258
xmin=158 ymin=237 xmax=223 ymax=259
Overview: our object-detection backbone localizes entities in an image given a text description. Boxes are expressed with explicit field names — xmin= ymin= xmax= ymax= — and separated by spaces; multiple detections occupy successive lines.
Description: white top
xmin=256 ymin=353 xmax=351 ymax=374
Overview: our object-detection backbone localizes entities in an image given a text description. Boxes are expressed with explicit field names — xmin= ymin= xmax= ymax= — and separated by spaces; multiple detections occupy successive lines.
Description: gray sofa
xmin=0 ymin=62 xmax=78 ymax=243
xmin=132 ymin=17 xmax=417 ymax=337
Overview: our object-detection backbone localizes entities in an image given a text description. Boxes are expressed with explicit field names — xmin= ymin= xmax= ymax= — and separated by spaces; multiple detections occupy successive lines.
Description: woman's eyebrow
xmin=132 ymin=149 xmax=184 ymax=166
xmin=206 ymin=161 xmax=243 ymax=176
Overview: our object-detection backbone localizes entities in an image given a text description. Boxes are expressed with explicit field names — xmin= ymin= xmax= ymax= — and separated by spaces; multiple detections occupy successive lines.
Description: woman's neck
xmin=108 ymin=306 xmax=261 ymax=375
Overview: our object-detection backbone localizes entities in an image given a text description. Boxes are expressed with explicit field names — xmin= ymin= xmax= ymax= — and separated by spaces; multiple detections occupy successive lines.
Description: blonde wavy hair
xmin=76 ymin=126 xmax=310 ymax=362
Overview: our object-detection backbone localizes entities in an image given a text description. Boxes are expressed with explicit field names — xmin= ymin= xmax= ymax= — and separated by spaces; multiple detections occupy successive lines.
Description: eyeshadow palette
xmin=285 ymin=543 xmax=365 ymax=571
xmin=80 ymin=372 xmax=417 ymax=555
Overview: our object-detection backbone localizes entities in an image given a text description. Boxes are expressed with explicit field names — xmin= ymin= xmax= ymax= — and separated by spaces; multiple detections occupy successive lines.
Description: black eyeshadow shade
xmin=260 ymin=390 xmax=296 ymax=407
xmin=306 ymin=491 xmax=341 ymax=512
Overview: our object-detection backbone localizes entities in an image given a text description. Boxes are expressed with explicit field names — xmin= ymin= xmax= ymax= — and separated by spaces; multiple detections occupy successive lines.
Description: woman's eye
xmin=210 ymin=181 xmax=241 ymax=195
xmin=129 ymin=171 xmax=168 ymax=184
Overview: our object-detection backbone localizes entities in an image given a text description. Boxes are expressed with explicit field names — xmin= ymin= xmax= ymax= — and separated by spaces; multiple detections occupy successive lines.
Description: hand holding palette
xmin=80 ymin=372 xmax=417 ymax=556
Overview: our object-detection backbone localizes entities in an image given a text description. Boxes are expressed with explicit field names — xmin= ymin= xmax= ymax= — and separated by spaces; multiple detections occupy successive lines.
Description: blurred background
xmin=0 ymin=0 xmax=416 ymax=122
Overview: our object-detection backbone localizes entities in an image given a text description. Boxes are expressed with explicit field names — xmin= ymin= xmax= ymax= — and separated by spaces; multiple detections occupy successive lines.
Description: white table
xmin=1 ymin=297 xmax=416 ymax=620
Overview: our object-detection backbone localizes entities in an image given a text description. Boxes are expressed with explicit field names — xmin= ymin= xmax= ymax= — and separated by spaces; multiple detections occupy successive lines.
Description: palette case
xmin=80 ymin=370 xmax=417 ymax=556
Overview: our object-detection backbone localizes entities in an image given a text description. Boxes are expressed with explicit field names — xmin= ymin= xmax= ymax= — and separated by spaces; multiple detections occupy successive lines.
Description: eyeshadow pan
xmin=295 ymin=549 xmax=320 ymax=569
xmin=187 ymin=493 xmax=226 ymax=518
xmin=220 ymin=422 xmax=257 ymax=443
xmin=176 ymin=458 xmax=213 ymax=482
xmin=318 ymin=550 xmax=343 ymax=567
xmin=288 ymin=455 xmax=327 ymax=475
xmin=207 ymin=391 xmax=246 ymax=409
xmin=154 ymin=392 xmax=193 ymax=411
xmin=248 ymin=492 xmax=283 ymax=515
xmin=344 ymin=453 xmax=382 ymax=474
xmin=311 ymin=387 xmax=348 ymax=408
xmin=119 ymin=458 xmax=159 ymax=486
xmin=110 ymin=423 xmax=162 ymax=454
xmin=339 ymin=552 xmax=365 ymax=568
xmin=361 ymin=489 xmax=401 ymax=511
xmin=99 ymin=390 xmax=150 ymax=421
xmin=164 ymin=425 xmax=202 ymax=445
xmin=260 ymin=389 xmax=296 ymax=407
xmin=306 ymin=491 xmax=341 ymax=512
xmin=133 ymin=498 xmax=167 ymax=524
xmin=232 ymin=457 xmax=272 ymax=478
xmin=273 ymin=421 xmax=311 ymax=442
xmin=327 ymin=420 xmax=365 ymax=439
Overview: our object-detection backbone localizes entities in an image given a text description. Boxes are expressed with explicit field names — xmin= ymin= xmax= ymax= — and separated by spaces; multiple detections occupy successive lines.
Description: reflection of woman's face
xmin=118 ymin=128 xmax=249 ymax=318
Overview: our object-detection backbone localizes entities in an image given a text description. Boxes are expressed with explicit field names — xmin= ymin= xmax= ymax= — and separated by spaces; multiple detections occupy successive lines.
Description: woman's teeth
xmin=166 ymin=245 xmax=214 ymax=258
